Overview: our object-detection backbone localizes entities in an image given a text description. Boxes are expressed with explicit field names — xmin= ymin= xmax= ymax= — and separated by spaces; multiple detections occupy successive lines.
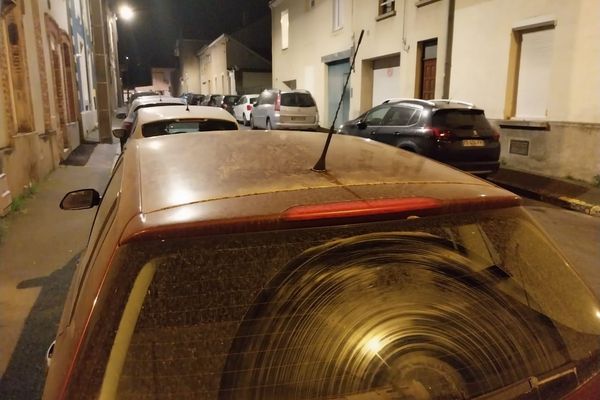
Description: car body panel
xmin=45 ymin=131 xmax=600 ymax=400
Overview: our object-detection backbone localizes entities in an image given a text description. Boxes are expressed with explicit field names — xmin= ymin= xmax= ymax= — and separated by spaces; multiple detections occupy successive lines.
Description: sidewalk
xmin=0 ymin=143 xmax=117 ymax=399
xmin=489 ymin=168 xmax=600 ymax=217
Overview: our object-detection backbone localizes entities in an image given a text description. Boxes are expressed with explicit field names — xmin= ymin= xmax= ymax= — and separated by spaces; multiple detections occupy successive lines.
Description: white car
xmin=233 ymin=94 xmax=259 ymax=126
xmin=124 ymin=105 xmax=238 ymax=141
xmin=118 ymin=95 xmax=187 ymax=134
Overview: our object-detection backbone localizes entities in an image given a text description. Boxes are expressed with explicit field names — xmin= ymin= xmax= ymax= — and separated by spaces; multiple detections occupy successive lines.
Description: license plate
xmin=291 ymin=116 xmax=304 ymax=121
xmin=462 ymin=139 xmax=485 ymax=147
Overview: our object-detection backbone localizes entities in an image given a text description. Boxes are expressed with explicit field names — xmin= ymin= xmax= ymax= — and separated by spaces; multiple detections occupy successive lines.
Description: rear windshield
xmin=432 ymin=109 xmax=492 ymax=131
xmin=142 ymin=119 xmax=238 ymax=137
xmin=70 ymin=207 xmax=600 ymax=400
xmin=133 ymin=102 xmax=185 ymax=113
xmin=223 ymin=96 xmax=239 ymax=105
xmin=281 ymin=92 xmax=316 ymax=107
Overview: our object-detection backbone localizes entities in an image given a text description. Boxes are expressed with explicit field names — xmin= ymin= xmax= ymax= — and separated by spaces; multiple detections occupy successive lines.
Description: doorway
xmin=416 ymin=39 xmax=437 ymax=100
xmin=327 ymin=59 xmax=350 ymax=127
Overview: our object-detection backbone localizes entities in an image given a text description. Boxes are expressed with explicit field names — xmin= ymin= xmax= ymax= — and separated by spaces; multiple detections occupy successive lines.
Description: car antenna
xmin=185 ymin=98 xmax=190 ymax=111
xmin=312 ymin=29 xmax=364 ymax=172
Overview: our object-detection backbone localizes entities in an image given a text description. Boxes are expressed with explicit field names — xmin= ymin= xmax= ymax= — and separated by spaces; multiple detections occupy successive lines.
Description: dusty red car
xmin=45 ymin=131 xmax=600 ymax=399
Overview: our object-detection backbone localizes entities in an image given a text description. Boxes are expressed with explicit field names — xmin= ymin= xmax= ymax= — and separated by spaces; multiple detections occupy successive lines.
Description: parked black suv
xmin=339 ymin=99 xmax=500 ymax=176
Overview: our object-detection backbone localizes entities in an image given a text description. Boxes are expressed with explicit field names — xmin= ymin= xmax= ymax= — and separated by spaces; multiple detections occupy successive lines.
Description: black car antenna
xmin=312 ymin=29 xmax=364 ymax=172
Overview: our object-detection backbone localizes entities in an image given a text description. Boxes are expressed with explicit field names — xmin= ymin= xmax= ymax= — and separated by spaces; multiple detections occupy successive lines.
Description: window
xmin=258 ymin=90 xmax=276 ymax=105
xmin=385 ymin=106 xmax=420 ymax=126
xmin=280 ymin=92 xmax=316 ymax=107
xmin=364 ymin=105 xmax=391 ymax=125
xmin=515 ymin=28 xmax=554 ymax=119
xmin=378 ymin=0 xmax=395 ymax=16
xmin=75 ymin=208 xmax=600 ymax=399
xmin=142 ymin=119 xmax=238 ymax=137
xmin=280 ymin=9 xmax=289 ymax=49
xmin=504 ymin=19 xmax=556 ymax=120
xmin=332 ymin=0 xmax=342 ymax=31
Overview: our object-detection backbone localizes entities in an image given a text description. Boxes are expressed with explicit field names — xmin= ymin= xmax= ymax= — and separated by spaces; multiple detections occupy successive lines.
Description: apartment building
xmin=270 ymin=0 xmax=600 ymax=183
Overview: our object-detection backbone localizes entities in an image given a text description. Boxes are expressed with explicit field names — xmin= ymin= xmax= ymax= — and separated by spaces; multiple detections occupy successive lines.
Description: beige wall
xmin=451 ymin=0 xmax=600 ymax=124
xmin=178 ymin=40 xmax=206 ymax=94
xmin=199 ymin=36 xmax=229 ymax=95
xmin=271 ymin=0 xmax=451 ymax=120
xmin=271 ymin=0 xmax=354 ymax=121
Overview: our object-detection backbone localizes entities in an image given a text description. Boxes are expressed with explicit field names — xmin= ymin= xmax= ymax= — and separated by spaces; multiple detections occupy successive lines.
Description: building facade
xmin=174 ymin=38 xmax=208 ymax=95
xmin=197 ymin=34 xmax=272 ymax=96
xmin=67 ymin=0 xmax=98 ymax=141
xmin=0 ymin=0 xmax=119 ymax=214
xmin=270 ymin=0 xmax=600 ymax=183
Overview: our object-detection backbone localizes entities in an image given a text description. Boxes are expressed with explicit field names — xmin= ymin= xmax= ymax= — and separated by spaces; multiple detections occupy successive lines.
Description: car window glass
xmin=249 ymin=96 xmax=258 ymax=103
xmin=432 ymin=109 xmax=492 ymax=131
xmin=364 ymin=106 xmax=391 ymax=125
xmin=142 ymin=119 xmax=238 ymax=137
xmin=281 ymin=93 xmax=316 ymax=107
xmin=238 ymin=96 xmax=246 ymax=104
xmin=384 ymin=106 xmax=419 ymax=126
xmin=83 ymin=207 xmax=600 ymax=399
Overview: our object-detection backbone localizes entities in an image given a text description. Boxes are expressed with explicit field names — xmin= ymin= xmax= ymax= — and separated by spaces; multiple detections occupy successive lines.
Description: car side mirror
xmin=356 ymin=120 xmax=367 ymax=130
xmin=112 ymin=128 xmax=127 ymax=139
xmin=116 ymin=112 xmax=127 ymax=120
xmin=60 ymin=189 xmax=101 ymax=210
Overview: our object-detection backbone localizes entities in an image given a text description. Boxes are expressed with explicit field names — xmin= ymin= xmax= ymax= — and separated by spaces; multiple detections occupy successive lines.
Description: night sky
xmin=117 ymin=0 xmax=271 ymax=86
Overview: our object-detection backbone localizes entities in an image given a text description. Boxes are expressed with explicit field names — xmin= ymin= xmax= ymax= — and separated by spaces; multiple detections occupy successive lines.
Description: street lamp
xmin=118 ymin=4 xmax=134 ymax=21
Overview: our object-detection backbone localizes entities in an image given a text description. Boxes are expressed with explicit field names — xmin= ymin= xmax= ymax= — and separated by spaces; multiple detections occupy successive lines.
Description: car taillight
xmin=282 ymin=196 xmax=520 ymax=222
xmin=246 ymin=104 xmax=252 ymax=111
xmin=275 ymin=93 xmax=281 ymax=112
xmin=430 ymin=127 xmax=453 ymax=141
xmin=122 ymin=121 xmax=132 ymax=132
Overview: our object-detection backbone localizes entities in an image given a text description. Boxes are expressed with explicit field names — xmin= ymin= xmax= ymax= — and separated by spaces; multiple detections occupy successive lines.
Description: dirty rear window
xmin=432 ymin=109 xmax=493 ymax=132
xmin=70 ymin=208 xmax=600 ymax=400
xmin=281 ymin=93 xmax=316 ymax=107
xmin=142 ymin=119 xmax=238 ymax=137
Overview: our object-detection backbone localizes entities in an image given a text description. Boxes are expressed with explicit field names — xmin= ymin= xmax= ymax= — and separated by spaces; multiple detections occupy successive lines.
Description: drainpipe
xmin=442 ymin=0 xmax=455 ymax=98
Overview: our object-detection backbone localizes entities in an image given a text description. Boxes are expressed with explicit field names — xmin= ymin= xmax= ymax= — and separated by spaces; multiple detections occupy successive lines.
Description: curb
xmin=489 ymin=178 xmax=600 ymax=218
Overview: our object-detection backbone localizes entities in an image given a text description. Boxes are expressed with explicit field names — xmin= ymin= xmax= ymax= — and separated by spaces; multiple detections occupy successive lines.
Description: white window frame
xmin=281 ymin=10 xmax=289 ymax=50
xmin=378 ymin=0 xmax=395 ymax=15
xmin=333 ymin=0 xmax=343 ymax=31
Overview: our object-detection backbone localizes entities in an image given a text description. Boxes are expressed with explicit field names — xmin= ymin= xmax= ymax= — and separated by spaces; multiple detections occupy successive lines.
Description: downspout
xmin=442 ymin=0 xmax=455 ymax=98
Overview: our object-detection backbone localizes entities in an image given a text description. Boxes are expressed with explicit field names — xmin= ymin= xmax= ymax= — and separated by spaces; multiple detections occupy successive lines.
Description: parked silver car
xmin=251 ymin=89 xmax=319 ymax=130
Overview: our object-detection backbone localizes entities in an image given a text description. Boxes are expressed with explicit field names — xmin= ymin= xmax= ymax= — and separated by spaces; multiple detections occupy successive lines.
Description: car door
xmin=373 ymin=105 xmax=422 ymax=148
xmin=356 ymin=105 xmax=392 ymax=139
xmin=234 ymin=96 xmax=246 ymax=121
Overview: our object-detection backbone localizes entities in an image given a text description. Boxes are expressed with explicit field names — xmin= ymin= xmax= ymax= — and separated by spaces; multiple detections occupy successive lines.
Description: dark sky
xmin=117 ymin=0 xmax=270 ymax=86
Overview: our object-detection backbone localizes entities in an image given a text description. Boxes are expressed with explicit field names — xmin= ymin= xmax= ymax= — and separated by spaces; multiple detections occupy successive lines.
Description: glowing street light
xmin=119 ymin=5 xmax=134 ymax=21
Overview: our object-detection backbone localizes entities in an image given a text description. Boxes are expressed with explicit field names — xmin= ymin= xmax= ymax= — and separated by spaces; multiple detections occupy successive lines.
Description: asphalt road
xmin=523 ymin=198 xmax=600 ymax=297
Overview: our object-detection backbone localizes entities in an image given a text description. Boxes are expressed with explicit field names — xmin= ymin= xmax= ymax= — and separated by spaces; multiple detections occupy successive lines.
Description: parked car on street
xmin=233 ymin=94 xmax=258 ymax=125
xmin=338 ymin=99 xmax=500 ymax=176
xmin=180 ymin=92 xmax=205 ymax=105
xmin=251 ymin=89 xmax=319 ymax=131
xmin=201 ymin=94 xmax=224 ymax=107
xmin=220 ymin=95 xmax=241 ymax=115
xmin=126 ymin=90 xmax=158 ymax=107
xmin=113 ymin=105 xmax=238 ymax=144
xmin=118 ymin=95 xmax=187 ymax=137
xmin=46 ymin=131 xmax=600 ymax=400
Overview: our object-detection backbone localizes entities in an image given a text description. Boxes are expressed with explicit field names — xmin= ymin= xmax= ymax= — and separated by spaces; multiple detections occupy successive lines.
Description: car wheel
xmin=243 ymin=114 xmax=248 ymax=126
xmin=266 ymin=119 xmax=272 ymax=130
